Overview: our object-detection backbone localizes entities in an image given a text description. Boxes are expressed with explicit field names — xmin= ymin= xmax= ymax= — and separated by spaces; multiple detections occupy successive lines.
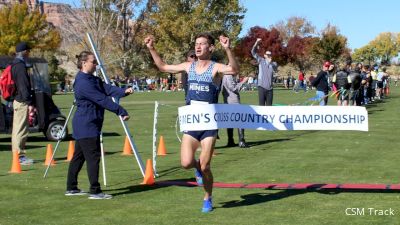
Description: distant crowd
xmin=58 ymin=65 xmax=398 ymax=102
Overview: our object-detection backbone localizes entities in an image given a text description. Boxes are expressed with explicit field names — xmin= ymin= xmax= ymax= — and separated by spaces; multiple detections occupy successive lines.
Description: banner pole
xmin=152 ymin=101 xmax=159 ymax=177
xmin=86 ymin=33 xmax=145 ymax=177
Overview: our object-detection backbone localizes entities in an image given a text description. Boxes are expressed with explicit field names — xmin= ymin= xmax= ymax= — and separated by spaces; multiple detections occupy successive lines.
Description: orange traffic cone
xmin=66 ymin=140 xmax=75 ymax=162
xmin=141 ymin=159 xmax=155 ymax=185
xmin=122 ymin=136 xmax=133 ymax=155
xmin=9 ymin=152 xmax=22 ymax=173
xmin=157 ymin=135 xmax=167 ymax=156
xmin=44 ymin=144 xmax=56 ymax=166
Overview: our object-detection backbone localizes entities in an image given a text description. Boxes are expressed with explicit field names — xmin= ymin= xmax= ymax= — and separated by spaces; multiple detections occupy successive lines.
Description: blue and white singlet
xmin=185 ymin=61 xmax=220 ymax=105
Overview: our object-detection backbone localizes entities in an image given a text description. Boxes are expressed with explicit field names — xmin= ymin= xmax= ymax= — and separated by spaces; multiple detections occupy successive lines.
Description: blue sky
xmin=46 ymin=0 xmax=399 ymax=50
xmin=240 ymin=0 xmax=400 ymax=50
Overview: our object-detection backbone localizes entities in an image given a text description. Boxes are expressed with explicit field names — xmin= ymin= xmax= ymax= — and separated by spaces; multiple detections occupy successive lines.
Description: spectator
xmin=311 ymin=61 xmax=331 ymax=105
xmin=11 ymin=42 xmax=35 ymax=165
xmin=327 ymin=64 xmax=335 ymax=90
xmin=286 ymin=74 xmax=291 ymax=89
xmin=247 ymin=76 xmax=254 ymax=91
xmin=251 ymin=38 xmax=276 ymax=106
xmin=332 ymin=62 xmax=350 ymax=106
xmin=296 ymin=71 xmax=306 ymax=92
xmin=360 ymin=65 xmax=370 ymax=105
xmin=376 ymin=67 xmax=386 ymax=99
xmin=349 ymin=63 xmax=362 ymax=106
xmin=370 ymin=66 xmax=378 ymax=101
xmin=222 ymin=74 xmax=249 ymax=148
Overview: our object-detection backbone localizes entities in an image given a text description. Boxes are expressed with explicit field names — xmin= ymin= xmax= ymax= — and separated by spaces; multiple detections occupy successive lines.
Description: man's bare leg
xmin=199 ymin=136 xmax=216 ymax=200
xmin=180 ymin=134 xmax=200 ymax=169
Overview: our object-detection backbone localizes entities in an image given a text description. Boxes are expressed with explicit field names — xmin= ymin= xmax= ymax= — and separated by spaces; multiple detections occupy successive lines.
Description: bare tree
xmin=57 ymin=0 xmax=118 ymax=64
xmin=272 ymin=16 xmax=316 ymax=45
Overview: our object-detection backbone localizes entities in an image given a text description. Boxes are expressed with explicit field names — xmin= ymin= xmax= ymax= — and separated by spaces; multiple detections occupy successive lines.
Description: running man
xmin=145 ymin=33 xmax=239 ymax=213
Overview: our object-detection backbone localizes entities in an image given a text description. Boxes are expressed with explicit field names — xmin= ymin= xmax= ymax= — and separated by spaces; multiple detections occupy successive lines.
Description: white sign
xmin=178 ymin=104 xmax=368 ymax=132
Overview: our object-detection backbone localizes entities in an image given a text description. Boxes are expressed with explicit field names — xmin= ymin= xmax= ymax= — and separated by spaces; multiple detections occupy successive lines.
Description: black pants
xmin=67 ymin=136 xmax=101 ymax=194
xmin=258 ymin=87 xmax=273 ymax=106
xmin=227 ymin=128 xmax=245 ymax=143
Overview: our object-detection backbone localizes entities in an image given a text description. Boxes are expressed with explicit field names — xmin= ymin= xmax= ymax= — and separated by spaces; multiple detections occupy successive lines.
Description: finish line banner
xmin=178 ymin=104 xmax=368 ymax=132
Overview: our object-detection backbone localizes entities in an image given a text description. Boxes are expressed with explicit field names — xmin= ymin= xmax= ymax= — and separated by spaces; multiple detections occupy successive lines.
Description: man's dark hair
xmin=76 ymin=51 xmax=94 ymax=69
xmin=195 ymin=33 xmax=215 ymax=45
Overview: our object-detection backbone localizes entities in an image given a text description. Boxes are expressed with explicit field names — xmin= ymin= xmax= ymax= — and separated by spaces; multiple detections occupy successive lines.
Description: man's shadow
xmin=220 ymin=190 xmax=307 ymax=208
xmin=219 ymin=188 xmax=400 ymax=209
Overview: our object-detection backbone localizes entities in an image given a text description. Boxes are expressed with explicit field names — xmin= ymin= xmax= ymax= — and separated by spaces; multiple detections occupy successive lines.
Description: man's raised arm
xmin=144 ymin=35 xmax=187 ymax=73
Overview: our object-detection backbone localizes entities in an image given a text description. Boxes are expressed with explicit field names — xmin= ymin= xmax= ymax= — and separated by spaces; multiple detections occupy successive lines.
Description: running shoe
xmin=202 ymin=198 xmax=213 ymax=213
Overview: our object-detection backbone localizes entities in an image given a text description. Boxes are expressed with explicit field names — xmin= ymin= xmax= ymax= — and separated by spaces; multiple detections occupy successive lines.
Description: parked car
xmin=0 ymin=56 xmax=67 ymax=141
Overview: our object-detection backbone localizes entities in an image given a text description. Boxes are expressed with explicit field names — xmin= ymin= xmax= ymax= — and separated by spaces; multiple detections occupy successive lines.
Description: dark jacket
xmin=11 ymin=57 xmax=33 ymax=105
xmin=72 ymin=71 xmax=128 ymax=139
xmin=349 ymin=70 xmax=362 ymax=90
xmin=312 ymin=70 xmax=329 ymax=93
xmin=335 ymin=70 xmax=350 ymax=90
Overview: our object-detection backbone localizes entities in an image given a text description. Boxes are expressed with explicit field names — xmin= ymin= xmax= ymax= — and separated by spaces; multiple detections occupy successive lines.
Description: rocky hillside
xmin=1 ymin=0 xmax=76 ymax=27
xmin=1 ymin=0 xmax=80 ymax=74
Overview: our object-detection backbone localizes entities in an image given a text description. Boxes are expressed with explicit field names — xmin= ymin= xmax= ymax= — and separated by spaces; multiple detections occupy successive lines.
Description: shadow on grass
xmin=246 ymin=138 xmax=292 ymax=148
xmin=216 ymin=138 xmax=292 ymax=149
xmin=103 ymin=151 xmax=119 ymax=156
xmin=367 ymin=109 xmax=385 ymax=114
xmin=220 ymin=188 xmax=400 ymax=208
xmin=220 ymin=190 xmax=308 ymax=208
xmin=109 ymin=178 xmax=195 ymax=197
xmin=0 ymin=134 xmax=58 ymax=143
xmin=156 ymin=166 xmax=182 ymax=177
xmin=216 ymin=130 xmax=321 ymax=149
xmin=28 ymin=136 xmax=54 ymax=142
xmin=0 ymin=144 xmax=11 ymax=151
xmin=0 ymin=143 xmax=45 ymax=151
xmin=0 ymin=136 xmax=11 ymax=142
xmin=102 ymin=132 xmax=122 ymax=137
xmin=0 ymin=168 xmax=36 ymax=176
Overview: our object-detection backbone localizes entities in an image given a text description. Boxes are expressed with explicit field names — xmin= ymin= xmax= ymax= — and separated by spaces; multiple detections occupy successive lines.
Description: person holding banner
xmin=66 ymin=51 xmax=133 ymax=200
xmin=145 ymin=33 xmax=239 ymax=213
xmin=222 ymin=73 xmax=249 ymax=148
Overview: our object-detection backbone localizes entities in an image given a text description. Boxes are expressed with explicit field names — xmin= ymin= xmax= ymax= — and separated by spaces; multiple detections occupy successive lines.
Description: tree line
xmin=0 ymin=0 xmax=399 ymax=81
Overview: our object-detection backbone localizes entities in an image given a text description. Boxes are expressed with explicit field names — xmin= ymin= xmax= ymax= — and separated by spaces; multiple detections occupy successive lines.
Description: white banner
xmin=178 ymin=104 xmax=368 ymax=132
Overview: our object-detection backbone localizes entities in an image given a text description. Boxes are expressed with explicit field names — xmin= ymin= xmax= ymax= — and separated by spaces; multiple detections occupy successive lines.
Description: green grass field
xmin=1 ymin=86 xmax=400 ymax=225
